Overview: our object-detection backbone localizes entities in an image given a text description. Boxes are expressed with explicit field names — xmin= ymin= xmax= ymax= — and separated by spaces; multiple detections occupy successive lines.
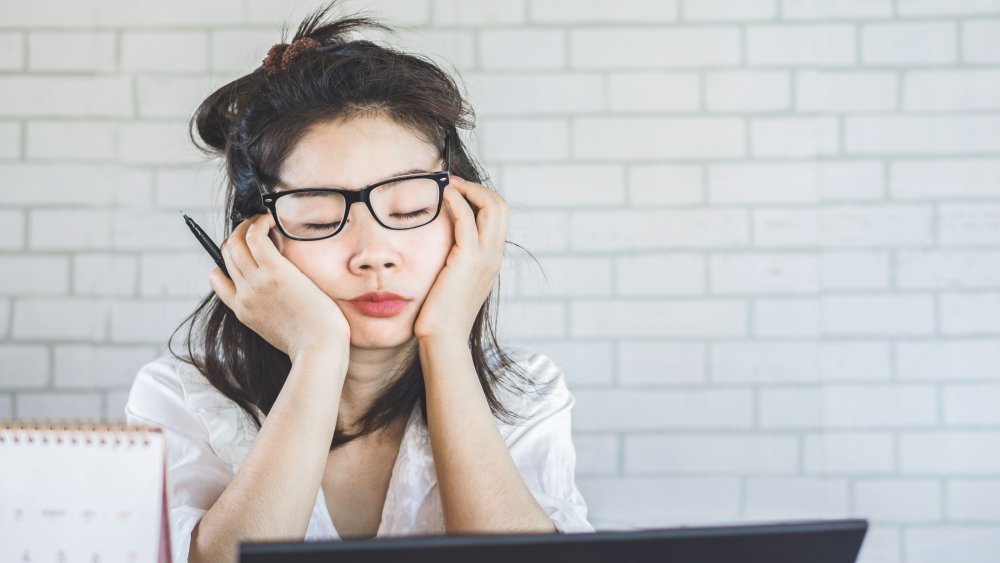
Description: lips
xmin=349 ymin=290 xmax=412 ymax=318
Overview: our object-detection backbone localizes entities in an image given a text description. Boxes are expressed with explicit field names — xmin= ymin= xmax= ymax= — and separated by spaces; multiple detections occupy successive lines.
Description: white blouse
xmin=123 ymin=345 xmax=594 ymax=563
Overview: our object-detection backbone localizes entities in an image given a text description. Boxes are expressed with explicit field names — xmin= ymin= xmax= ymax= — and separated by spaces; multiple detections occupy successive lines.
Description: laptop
xmin=240 ymin=518 xmax=868 ymax=563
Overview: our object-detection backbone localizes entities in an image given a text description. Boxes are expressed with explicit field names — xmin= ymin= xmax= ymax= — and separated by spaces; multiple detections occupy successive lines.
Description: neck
xmin=337 ymin=338 xmax=418 ymax=431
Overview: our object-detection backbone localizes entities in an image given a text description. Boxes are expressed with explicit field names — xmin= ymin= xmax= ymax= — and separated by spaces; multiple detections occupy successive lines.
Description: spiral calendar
xmin=0 ymin=420 xmax=172 ymax=563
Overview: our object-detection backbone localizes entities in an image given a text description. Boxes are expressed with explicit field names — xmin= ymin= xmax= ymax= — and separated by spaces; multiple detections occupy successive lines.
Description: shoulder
xmin=489 ymin=344 xmax=576 ymax=427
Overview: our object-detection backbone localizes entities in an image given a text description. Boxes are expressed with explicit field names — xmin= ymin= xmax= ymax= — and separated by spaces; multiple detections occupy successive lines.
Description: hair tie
xmin=262 ymin=37 xmax=322 ymax=76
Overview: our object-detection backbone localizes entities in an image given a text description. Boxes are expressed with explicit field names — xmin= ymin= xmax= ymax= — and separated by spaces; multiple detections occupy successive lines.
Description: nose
xmin=345 ymin=201 xmax=399 ymax=273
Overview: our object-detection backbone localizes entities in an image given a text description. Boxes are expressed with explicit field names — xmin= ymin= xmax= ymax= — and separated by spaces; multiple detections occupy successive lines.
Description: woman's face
xmin=267 ymin=115 xmax=454 ymax=350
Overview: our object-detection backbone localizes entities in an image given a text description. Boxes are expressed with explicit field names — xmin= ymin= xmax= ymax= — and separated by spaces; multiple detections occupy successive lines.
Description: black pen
xmin=181 ymin=211 xmax=230 ymax=279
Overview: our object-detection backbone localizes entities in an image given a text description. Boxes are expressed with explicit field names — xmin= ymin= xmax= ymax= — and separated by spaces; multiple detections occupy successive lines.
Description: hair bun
xmin=262 ymin=37 xmax=322 ymax=76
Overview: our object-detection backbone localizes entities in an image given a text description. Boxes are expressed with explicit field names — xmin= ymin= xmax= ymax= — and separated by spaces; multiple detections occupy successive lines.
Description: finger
xmin=208 ymin=266 xmax=237 ymax=310
xmin=444 ymin=181 xmax=479 ymax=250
xmin=246 ymin=212 xmax=283 ymax=268
xmin=220 ymin=236 xmax=246 ymax=286
xmin=450 ymin=177 xmax=506 ymax=251
xmin=225 ymin=217 xmax=261 ymax=277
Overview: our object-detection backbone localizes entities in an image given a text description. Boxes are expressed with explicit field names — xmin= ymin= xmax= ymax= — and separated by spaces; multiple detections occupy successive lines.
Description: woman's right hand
xmin=207 ymin=212 xmax=351 ymax=362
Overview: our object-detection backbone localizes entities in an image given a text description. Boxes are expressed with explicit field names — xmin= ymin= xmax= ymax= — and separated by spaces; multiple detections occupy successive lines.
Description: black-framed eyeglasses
xmin=243 ymin=132 xmax=451 ymax=241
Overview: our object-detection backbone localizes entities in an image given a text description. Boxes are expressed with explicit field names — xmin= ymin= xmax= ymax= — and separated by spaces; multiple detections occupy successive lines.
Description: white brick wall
xmin=1 ymin=1 xmax=999 ymax=561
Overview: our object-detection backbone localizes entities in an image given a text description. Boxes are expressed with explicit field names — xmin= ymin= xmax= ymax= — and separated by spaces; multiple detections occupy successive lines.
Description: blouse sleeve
xmin=123 ymin=358 xmax=234 ymax=563
xmin=503 ymin=351 xmax=595 ymax=534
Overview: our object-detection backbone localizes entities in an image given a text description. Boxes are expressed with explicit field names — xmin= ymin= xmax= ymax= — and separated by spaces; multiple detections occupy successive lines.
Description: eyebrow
xmin=274 ymin=166 xmax=439 ymax=193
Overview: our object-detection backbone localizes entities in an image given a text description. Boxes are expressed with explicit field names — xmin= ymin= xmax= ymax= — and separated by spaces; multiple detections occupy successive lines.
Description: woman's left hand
xmin=413 ymin=175 xmax=509 ymax=343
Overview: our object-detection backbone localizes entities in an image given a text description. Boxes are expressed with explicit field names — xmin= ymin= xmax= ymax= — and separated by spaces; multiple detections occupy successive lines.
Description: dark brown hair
xmin=168 ymin=1 xmax=545 ymax=450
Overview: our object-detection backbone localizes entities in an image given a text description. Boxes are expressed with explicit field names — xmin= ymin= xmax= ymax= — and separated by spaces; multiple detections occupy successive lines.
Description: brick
xmin=760 ymin=385 xmax=937 ymax=428
xmin=824 ymin=206 xmax=935 ymax=247
xmin=0 ymin=210 xmax=24 ymax=250
xmin=16 ymin=392 xmax=103 ymax=420
xmin=508 ymin=210 xmax=570 ymax=252
xmin=573 ymin=434 xmax=618 ymax=475
xmin=108 ymin=299 xmax=201 ymax=343
xmin=0 ymin=345 xmax=48 ymax=389
xmin=901 ymin=432 xmax=1000 ymax=474
xmin=823 ymin=294 xmax=935 ymax=335
xmin=137 ymin=77 xmax=222 ymax=119
xmin=73 ymin=254 xmax=137 ymax=297
xmin=862 ymin=22 xmax=956 ymax=65
xmin=608 ymin=72 xmax=700 ymax=112
xmin=751 ymin=117 xmax=839 ymax=157
xmin=712 ymin=341 xmax=891 ymax=382
xmin=747 ymin=25 xmax=855 ymax=66
xmin=0 ymin=164 xmax=153 ymax=205
xmin=783 ymin=0 xmax=893 ymax=19
xmin=474 ymin=73 xmax=604 ymax=115
xmin=118 ymin=122 xmax=206 ymax=165
xmin=940 ymin=293 xmax=1000 ymax=334
xmin=576 ymin=117 xmax=745 ymax=159
xmin=625 ymin=434 xmax=798 ymax=474
xmin=28 ymin=31 xmax=115 ymax=72
xmin=847 ymin=116 xmax=1000 ymax=155
xmin=54 ymin=345 xmax=159 ymax=388
xmin=531 ymin=0 xmax=678 ymax=22
xmin=571 ymin=27 xmax=741 ymax=69
xmin=245 ymin=0 xmax=429 ymax=27
xmin=26 ymin=121 xmax=116 ymax=160
xmin=0 ymin=121 xmax=19 ymax=158
xmin=121 ymin=31 xmax=208 ymax=73
xmin=891 ymin=159 xmax=1000 ymax=199
xmin=0 ymin=77 xmax=132 ymax=118
xmin=0 ymin=0 xmax=243 ymax=27
xmin=804 ymin=432 xmax=895 ymax=474
xmin=516 ymin=256 xmax=612 ymax=297
xmin=628 ymin=165 xmax=704 ymax=206
xmin=710 ymin=253 xmax=818 ymax=294
xmin=944 ymin=384 xmax=1000 ymax=425
xmin=434 ymin=0 xmax=525 ymax=24
xmin=0 ymin=256 xmax=69 ymax=295
xmin=897 ymin=250 xmax=1000 ymax=289
xmin=854 ymin=479 xmax=942 ymax=522
xmin=857 ymin=527 xmax=902 ymax=563
xmin=0 ymin=32 xmax=24 ymax=70
xmin=822 ymin=251 xmax=891 ymax=289
xmin=940 ymin=204 xmax=1000 ymax=246
xmin=29 ymin=210 xmax=112 ymax=250
xmin=754 ymin=208 xmax=819 ymax=247
xmin=906 ymin=527 xmax=1000 ymax=563
xmin=897 ymin=338 xmax=1000 ymax=381
xmin=618 ymin=341 xmax=706 ymax=385
xmin=0 ymin=299 xmax=8 ymax=338
xmin=0 ymin=395 xmax=10 ymax=418
xmin=617 ymin=253 xmax=705 ymax=295
xmin=139 ymin=252 xmax=217 ymax=297
xmin=706 ymin=71 xmax=789 ymax=112
xmin=156 ymin=166 xmax=226 ymax=210
xmin=904 ymin=70 xmax=1000 ymax=111
xmin=746 ymin=478 xmax=850 ymax=519
xmin=571 ymin=300 xmax=746 ymax=337
xmin=963 ymin=20 xmax=1000 ymax=64
xmin=480 ymin=118 xmax=569 ymax=161
xmin=709 ymin=161 xmax=882 ymax=204
xmin=12 ymin=299 xmax=107 ymax=341
xmin=574 ymin=209 xmax=748 ymax=250
xmin=897 ymin=0 xmax=1000 ymax=15
xmin=382 ymin=28 xmax=477 ymax=71
xmin=209 ymin=29 xmax=275 ymax=72
xmin=753 ymin=298 xmax=821 ymax=336
xmin=683 ymin=0 xmax=776 ymax=20
xmin=574 ymin=388 xmax=753 ymax=430
xmin=796 ymin=71 xmax=897 ymax=112
xmin=947 ymin=480 xmax=1000 ymax=521
xmin=480 ymin=30 xmax=564 ymax=70
xmin=534 ymin=340 xmax=614 ymax=386
xmin=500 ymin=164 xmax=624 ymax=207
xmin=496 ymin=301 xmax=565 ymax=339
xmin=578 ymin=476 xmax=740 ymax=524
xmin=106 ymin=388 xmax=130 ymax=422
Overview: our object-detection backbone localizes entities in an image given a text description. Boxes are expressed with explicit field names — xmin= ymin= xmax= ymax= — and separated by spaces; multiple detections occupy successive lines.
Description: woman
xmin=123 ymin=3 xmax=593 ymax=562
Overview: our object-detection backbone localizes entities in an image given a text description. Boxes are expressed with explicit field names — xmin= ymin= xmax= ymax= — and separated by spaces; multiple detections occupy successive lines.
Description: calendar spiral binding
xmin=0 ymin=418 xmax=163 ymax=446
